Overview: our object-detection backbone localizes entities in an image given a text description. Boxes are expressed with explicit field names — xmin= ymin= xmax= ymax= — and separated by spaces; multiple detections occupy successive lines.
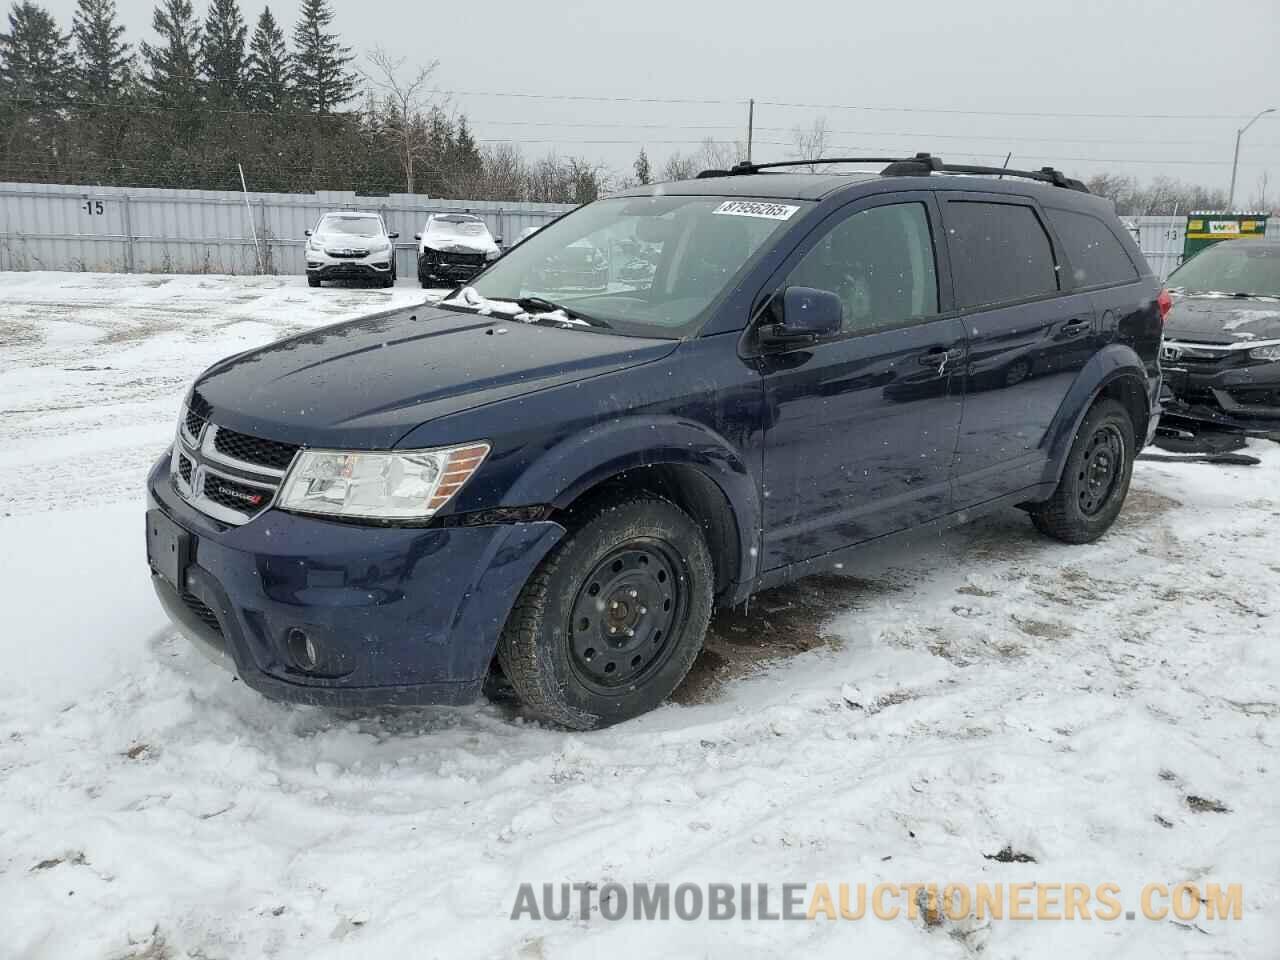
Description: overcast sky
xmin=40 ymin=0 xmax=1280 ymax=198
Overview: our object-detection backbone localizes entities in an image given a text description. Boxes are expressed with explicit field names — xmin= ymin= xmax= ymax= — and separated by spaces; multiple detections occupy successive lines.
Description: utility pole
xmin=1228 ymin=106 xmax=1275 ymax=209
xmin=747 ymin=98 xmax=755 ymax=164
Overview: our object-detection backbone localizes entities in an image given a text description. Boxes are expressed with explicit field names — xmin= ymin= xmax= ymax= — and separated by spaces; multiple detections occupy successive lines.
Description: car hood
xmin=1163 ymin=294 xmax=1280 ymax=345
xmin=192 ymin=305 xmax=677 ymax=449
xmin=420 ymin=234 xmax=498 ymax=255
xmin=314 ymin=233 xmax=383 ymax=249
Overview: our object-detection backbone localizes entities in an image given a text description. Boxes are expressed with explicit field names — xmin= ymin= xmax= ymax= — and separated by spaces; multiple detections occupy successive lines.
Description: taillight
xmin=1156 ymin=287 xmax=1172 ymax=325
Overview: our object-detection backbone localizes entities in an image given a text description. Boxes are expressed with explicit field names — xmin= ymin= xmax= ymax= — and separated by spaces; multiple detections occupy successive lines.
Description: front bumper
xmin=1162 ymin=356 xmax=1280 ymax=423
xmin=307 ymin=253 xmax=391 ymax=276
xmin=146 ymin=455 xmax=564 ymax=706
xmin=417 ymin=252 xmax=489 ymax=283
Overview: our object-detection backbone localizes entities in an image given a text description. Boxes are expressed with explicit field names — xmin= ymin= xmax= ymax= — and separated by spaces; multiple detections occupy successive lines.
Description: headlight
xmin=278 ymin=442 xmax=490 ymax=520
xmin=1247 ymin=344 xmax=1280 ymax=362
xmin=485 ymin=248 xmax=501 ymax=261
xmin=372 ymin=239 xmax=392 ymax=252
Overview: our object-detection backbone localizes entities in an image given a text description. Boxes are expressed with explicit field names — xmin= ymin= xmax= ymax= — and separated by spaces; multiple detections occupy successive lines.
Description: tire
xmin=307 ymin=275 xmax=321 ymax=288
xmin=497 ymin=495 xmax=714 ymax=730
xmin=1030 ymin=398 xmax=1135 ymax=544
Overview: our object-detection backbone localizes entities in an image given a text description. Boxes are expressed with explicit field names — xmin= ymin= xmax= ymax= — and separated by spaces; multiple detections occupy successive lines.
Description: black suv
xmin=146 ymin=154 xmax=1164 ymax=729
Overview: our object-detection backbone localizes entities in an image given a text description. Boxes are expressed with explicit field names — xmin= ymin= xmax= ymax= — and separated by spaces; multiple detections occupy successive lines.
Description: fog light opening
xmin=288 ymin=628 xmax=320 ymax=671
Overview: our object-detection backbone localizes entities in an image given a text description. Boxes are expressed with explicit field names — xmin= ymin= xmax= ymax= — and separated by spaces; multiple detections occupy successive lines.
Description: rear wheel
xmin=497 ymin=495 xmax=714 ymax=730
xmin=1030 ymin=398 xmax=1135 ymax=544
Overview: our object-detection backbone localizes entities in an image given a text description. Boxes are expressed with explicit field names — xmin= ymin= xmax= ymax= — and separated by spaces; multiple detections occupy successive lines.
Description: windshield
xmin=1168 ymin=243 xmax=1280 ymax=298
xmin=468 ymin=195 xmax=806 ymax=336
xmin=318 ymin=216 xmax=383 ymax=238
xmin=428 ymin=216 xmax=492 ymax=240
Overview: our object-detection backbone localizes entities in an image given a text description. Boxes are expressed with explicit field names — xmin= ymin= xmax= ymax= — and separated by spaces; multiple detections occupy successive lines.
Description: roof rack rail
xmin=696 ymin=152 xmax=1090 ymax=193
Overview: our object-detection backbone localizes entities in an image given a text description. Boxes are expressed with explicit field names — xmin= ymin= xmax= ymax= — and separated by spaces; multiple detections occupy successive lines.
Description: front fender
xmin=501 ymin=414 xmax=763 ymax=592
xmin=1042 ymin=342 xmax=1151 ymax=483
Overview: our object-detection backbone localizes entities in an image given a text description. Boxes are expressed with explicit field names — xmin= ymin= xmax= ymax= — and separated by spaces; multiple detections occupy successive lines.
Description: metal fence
xmin=1 ymin=181 xmax=1277 ymax=280
xmin=0 ymin=181 xmax=575 ymax=276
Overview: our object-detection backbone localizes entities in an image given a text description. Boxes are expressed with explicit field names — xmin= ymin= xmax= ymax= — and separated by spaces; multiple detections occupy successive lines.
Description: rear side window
xmin=1045 ymin=208 xmax=1139 ymax=287
xmin=945 ymin=201 xmax=1059 ymax=308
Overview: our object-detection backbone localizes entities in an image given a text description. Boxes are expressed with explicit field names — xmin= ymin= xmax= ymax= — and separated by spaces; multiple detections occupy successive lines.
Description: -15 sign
xmin=82 ymin=199 xmax=104 ymax=215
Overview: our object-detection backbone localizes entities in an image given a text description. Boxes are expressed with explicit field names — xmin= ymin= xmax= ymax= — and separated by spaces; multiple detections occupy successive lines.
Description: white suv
xmin=415 ymin=213 xmax=501 ymax=288
xmin=305 ymin=212 xmax=399 ymax=288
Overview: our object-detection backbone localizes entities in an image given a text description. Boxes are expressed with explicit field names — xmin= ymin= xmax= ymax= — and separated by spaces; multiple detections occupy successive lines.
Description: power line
xmin=9 ymin=89 xmax=1278 ymax=125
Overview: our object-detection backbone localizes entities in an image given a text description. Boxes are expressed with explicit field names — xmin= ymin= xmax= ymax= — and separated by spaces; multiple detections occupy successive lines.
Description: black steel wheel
xmin=497 ymin=495 xmax=714 ymax=729
xmin=1031 ymin=398 xmax=1136 ymax=544
xmin=567 ymin=539 xmax=689 ymax=694
xmin=1077 ymin=423 xmax=1124 ymax=516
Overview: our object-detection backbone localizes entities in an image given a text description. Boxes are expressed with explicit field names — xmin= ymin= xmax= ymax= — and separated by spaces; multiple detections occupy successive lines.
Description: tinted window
xmin=946 ymin=201 xmax=1059 ymax=308
xmin=1046 ymin=208 xmax=1138 ymax=287
xmin=785 ymin=202 xmax=938 ymax=333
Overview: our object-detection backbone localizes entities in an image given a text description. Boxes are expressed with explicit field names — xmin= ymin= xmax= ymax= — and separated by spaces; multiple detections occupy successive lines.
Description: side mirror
xmin=495 ymin=235 xmax=504 ymax=246
xmin=388 ymin=232 xmax=399 ymax=239
xmin=759 ymin=287 xmax=843 ymax=348
xmin=413 ymin=233 xmax=421 ymax=241
xmin=304 ymin=229 xmax=312 ymax=237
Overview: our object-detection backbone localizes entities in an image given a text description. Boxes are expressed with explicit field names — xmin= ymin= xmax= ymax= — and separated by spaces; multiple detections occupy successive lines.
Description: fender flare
xmin=501 ymin=414 xmax=763 ymax=592
xmin=1043 ymin=343 xmax=1151 ymax=482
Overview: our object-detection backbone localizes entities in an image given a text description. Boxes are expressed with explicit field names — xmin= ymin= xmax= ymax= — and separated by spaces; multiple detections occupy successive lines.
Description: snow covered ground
xmin=2 ymin=273 xmax=1278 ymax=960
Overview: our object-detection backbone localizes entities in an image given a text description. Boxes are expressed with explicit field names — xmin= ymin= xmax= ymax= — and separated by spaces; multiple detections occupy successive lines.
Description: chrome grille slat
xmin=172 ymin=407 xmax=295 ymax=525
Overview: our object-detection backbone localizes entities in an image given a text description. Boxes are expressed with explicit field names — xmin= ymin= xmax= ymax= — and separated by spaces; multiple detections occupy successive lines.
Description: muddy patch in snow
xmin=675 ymin=574 xmax=899 ymax=703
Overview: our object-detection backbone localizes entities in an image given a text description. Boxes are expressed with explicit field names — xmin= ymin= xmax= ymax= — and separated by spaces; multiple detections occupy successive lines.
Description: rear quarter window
xmin=1045 ymin=208 xmax=1139 ymax=288
xmin=945 ymin=201 xmax=1060 ymax=309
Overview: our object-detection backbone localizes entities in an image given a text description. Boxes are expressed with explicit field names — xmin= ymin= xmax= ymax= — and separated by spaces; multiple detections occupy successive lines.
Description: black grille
xmin=202 ymin=474 xmax=273 ymax=515
xmin=325 ymin=248 xmax=369 ymax=259
xmin=180 ymin=592 xmax=223 ymax=635
xmin=184 ymin=409 xmax=205 ymax=438
xmin=177 ymin=454 xmax=193 ymax=484
xmin=428 ymin=250 xmax=484 ymax=266
xmin=214 ymin=428 xmax=299 ymax=471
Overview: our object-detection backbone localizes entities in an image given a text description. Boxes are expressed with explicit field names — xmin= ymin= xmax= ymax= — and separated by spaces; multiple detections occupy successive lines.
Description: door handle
xmin=1062 ymin=318 xmax=1091 ymax=337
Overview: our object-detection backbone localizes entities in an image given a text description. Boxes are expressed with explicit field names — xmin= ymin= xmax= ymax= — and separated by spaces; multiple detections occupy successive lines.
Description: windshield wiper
xmin=516 ymin=296 xmax=611 ymax=328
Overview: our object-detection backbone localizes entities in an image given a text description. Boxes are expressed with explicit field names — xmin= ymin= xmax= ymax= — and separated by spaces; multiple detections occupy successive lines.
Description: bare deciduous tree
xmin=1250 ymin=171 xmax=1274 ymax=213
xmin=791 ymin=117 xmax=829 ymax=172
xmin=362 ymin=45 xmax=440 ymax=194
xmin=660 ymin=152 xmax=699 ymax=182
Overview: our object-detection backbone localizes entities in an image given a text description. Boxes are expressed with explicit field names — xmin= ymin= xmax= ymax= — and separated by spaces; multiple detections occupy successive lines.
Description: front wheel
xmin=1030 ymin=398 xmax=1135 ymax=544
xmin=307 ymin=275 xmax=321 ymax=288
xmin=497 ymin=495 xmax=714 ymax=729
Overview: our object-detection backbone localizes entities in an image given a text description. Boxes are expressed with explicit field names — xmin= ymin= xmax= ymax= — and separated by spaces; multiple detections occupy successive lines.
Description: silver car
xmin=305 ymin=212 xmax=399 ymax=288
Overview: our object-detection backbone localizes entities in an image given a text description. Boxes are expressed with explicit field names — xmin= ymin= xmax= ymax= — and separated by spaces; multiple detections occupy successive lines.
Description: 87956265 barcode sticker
xmin=713 ymin=200 xmax=800 ymax=221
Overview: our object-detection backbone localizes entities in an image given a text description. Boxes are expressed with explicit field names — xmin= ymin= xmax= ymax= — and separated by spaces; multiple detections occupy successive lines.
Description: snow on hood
xmin=1165 ymin=293 xmax=1280 ymax=344
xmin=420 ymin=218 xmax=499 ymax=255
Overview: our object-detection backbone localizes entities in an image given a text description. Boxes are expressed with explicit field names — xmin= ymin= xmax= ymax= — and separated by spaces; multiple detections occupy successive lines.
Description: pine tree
xmin=139 ymin=0 xmax=201 ymax=109
xmin=245 ymin=5 xmax=289 ymax=111
xmin=0 ymin=1 xmax=75 ymax=102
xmin=71 ymin=0 xmax=131 ymax=96
xmin=633 ymin=147 xmax=651 ymax=185
xmin=290 ymin=0 xmax=355 ymax=114
xmin=200 ymin=0 xmax=246 ymax=103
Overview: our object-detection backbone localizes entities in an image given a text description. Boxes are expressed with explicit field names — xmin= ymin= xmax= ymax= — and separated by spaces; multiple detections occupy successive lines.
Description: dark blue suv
xmin=146 ymin=155 xmax=1164 ymax=729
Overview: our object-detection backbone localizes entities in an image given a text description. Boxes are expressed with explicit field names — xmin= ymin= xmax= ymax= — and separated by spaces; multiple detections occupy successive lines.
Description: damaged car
xmin=1161 ymin=239 xmax=1280 ymax=427
xmin=415 ymin=213 xmax=501 ymax=288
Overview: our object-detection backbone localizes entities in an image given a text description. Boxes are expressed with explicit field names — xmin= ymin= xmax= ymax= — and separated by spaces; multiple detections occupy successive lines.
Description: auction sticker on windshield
xmin=713 ymin=200 xmax=800 ymax=220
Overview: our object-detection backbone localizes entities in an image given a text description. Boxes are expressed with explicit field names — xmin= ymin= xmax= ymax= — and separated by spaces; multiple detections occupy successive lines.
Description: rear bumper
xmin=146 ymin=455 xmax=564 ymax=707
